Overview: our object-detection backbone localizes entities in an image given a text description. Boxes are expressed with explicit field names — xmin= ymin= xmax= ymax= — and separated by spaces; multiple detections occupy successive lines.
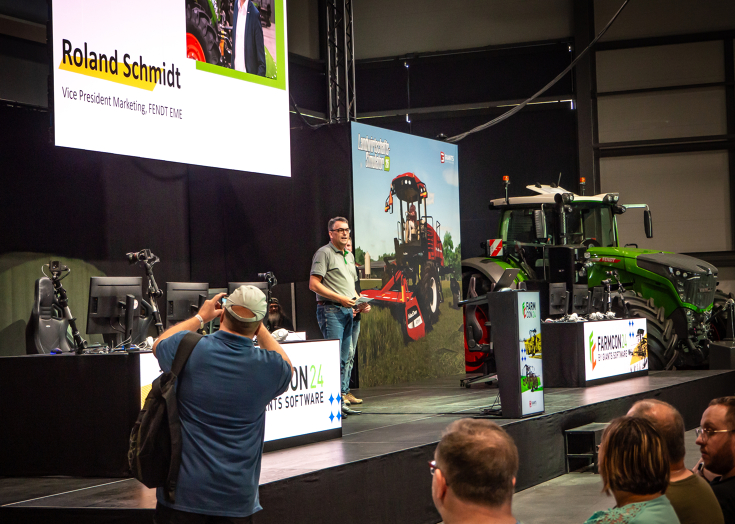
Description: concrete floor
xmin=512 ymin=429 xmax=701 ymax=524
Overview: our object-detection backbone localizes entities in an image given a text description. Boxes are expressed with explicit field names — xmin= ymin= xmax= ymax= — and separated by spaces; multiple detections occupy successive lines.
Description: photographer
xmin=151 ymin=285 xmax=292 ymax=523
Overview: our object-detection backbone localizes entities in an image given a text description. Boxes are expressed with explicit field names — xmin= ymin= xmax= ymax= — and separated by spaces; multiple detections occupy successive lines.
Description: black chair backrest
xmin=26 ymin=277 xmax=71 ymax=354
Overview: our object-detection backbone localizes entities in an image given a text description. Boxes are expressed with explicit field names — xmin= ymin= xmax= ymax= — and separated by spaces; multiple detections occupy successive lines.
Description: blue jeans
xmin=344 ymin=319 xmax=361 ymax=393
xmin=316 ymin=304 xmax=353 ymax=395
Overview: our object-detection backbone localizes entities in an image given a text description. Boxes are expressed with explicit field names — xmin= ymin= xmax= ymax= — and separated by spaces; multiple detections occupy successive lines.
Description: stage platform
xmin=2 ymin=370 xmax=733 ymax=524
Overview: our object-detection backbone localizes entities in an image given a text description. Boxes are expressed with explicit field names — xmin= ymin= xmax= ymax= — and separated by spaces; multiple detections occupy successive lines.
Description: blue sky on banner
xmin=351 ymin=122 xmax=461 ymax=260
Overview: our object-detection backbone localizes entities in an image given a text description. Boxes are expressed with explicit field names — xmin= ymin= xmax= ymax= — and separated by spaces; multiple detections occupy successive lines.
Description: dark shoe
xmin=342 ymin=401 xmax=361 ymax=415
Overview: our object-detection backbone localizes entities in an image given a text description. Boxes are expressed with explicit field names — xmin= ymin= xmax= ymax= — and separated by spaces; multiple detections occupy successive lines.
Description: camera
xmin=258 ymin=271 xmax=277 ymax=288
xmin=126 ymin=249 xmax=154 ymax=264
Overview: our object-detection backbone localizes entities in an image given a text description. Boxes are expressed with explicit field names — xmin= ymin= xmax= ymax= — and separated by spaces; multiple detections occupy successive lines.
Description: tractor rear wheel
xmin=186 ymin=2 xmax=222 ymax=65
xmin=612 ymin=291 xmax=678 ymax=370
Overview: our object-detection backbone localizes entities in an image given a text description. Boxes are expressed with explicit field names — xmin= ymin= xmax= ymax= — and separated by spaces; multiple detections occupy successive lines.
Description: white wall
xmin=286 ymin=0 xmax=320 ymax=59
xmin=595 ymin=0 xmax=735 ymax=41
xmin=600 ymin=151 xmax=731 ymax=253
xmin=353 ymin=0 xmax=572 ymax=60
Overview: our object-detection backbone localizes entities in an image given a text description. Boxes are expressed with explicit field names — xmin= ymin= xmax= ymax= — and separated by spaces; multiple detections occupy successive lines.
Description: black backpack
xmin=128 ymin=332 xmax=202 ymax=502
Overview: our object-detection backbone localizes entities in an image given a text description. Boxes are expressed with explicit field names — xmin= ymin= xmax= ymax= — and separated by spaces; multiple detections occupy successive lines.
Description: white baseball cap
xmin=225 ymin=285 xmax=267 ymax=322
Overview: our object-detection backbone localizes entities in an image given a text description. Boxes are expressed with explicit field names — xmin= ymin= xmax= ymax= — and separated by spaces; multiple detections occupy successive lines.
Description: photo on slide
xmin=351 ymin=122 xmax=464 ymax=387
xmin=185 ymin=0 xmax=281 ymax=83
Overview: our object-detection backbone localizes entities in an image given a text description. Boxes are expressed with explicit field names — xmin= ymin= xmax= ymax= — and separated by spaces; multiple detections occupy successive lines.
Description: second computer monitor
xmin=166 ymin=282 xmax=209 ymax=328
xmin=228 ymin=282 xmax=269 ymax=296
xmin=87 ymin=276 xmax=144 ymax=348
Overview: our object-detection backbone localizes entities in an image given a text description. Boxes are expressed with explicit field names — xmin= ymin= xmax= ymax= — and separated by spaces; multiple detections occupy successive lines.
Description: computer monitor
xmin=166 ymin=282 xmax=209 ymax=328
xmin=87 ymin=276 xmax=144 ymax=348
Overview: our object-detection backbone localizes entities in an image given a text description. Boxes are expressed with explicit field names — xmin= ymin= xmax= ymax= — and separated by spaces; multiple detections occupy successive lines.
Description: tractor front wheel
xmin=418 ymin=265 xmax=441 ymax=326
xmin=612 ymin=291 xmax=677 ymax=370
xmin=186 ymin=2 xmax=222 ymax=65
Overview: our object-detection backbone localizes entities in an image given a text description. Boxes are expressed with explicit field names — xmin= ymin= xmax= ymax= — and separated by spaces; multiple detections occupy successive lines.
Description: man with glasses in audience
xmin=309 ymin=217 xmax=361 ymax=417
xmin=628 ymin=399 xmax=723 ymax=524
xmin=431 ymin=419 xmax=519 ymax=524
xmin=695 ymin=396 xmax=735 ymax=523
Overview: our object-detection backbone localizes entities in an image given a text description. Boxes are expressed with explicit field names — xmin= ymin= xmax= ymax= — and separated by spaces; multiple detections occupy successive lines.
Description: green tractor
xmin=185 ymin=0 xmax=277 ymax=78
xmin=462 ymin=181 xmax=732 ymax=371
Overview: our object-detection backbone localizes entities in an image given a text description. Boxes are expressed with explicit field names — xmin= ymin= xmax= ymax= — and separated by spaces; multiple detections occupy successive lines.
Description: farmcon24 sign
xmin=264 ymin=340 xmax=341 ymax=442
xmin=583 ymin=319 xmax=648 ymax=382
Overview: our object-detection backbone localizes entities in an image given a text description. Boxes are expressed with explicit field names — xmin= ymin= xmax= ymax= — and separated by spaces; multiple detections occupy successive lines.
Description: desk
xmin=542 ymin=318 xmax=648 ymax=387
xmin=0 ymin=340 xmax=340 ymax=476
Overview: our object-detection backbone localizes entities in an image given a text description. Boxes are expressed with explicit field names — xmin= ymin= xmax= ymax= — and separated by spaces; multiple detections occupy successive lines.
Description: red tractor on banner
xmin=361 ymin=173 xmax=452 ymax=341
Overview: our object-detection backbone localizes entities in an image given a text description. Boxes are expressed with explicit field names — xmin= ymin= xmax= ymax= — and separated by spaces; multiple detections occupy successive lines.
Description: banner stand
xmin=488 ymin=291 xmax=545 ymax=418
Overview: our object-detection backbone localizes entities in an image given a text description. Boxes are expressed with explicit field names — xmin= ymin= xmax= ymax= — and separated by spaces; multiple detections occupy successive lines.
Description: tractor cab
xmin=385 ymin=172 xmax=445 ymax=271
xmin=496 ymin=195 xmax=620 ymax=280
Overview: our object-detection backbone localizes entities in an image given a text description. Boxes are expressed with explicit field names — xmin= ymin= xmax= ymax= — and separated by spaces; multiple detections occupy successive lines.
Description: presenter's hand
xmin=199 ymin=292 xmax=227 ymax=323
xmin=339 ymin=296 xmax=356 ymax=308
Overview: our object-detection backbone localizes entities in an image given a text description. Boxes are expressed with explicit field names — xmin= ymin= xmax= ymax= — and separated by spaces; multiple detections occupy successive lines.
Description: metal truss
xmin=325 ymin=0 xmax=356 ymax=123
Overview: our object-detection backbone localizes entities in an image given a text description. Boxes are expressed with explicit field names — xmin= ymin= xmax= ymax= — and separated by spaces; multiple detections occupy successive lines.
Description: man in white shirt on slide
xmin=232 ymin=0 xmax=266 ymax=76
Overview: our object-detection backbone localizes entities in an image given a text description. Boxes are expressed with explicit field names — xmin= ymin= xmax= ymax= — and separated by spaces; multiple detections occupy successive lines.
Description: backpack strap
xmin=163 ymin=331 xmax=203 ymax=502
xmin=170 ymin=332 xmax=203 ymax=377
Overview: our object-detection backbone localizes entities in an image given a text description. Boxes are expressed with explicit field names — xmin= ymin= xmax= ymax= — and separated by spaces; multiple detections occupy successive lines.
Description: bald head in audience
xmin=432 ymin=418 xmax=518 ymax=524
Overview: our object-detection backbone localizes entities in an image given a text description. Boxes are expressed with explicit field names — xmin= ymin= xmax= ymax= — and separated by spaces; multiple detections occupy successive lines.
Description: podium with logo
xmin=542 ymin=318 xmax=648 ymax=388
xmin=487 ymin=291 xmax=545 ymax=418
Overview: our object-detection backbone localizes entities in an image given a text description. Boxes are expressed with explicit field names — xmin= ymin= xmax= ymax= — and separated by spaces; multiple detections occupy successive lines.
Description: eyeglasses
xmin=429 ymin=460 xmax=450 ymax=485
xmin=331 ymin=228 xmax=351 ymax=234
xmin=696 ymin=427 xmax=735 ymax=440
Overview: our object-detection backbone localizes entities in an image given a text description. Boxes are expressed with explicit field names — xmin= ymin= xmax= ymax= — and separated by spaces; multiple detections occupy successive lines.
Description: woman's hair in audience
xmin=599 ymin=416 xmax=670 ymax=496
xmin=435 ymin=419 xmax=518 ymax=508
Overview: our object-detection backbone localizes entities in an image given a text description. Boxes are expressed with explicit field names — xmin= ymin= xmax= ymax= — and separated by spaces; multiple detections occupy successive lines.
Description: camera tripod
xmin=127 ymin=249 xmax=165 ymax=336
xmin=43 ymin=261 xmax=88 ymax=354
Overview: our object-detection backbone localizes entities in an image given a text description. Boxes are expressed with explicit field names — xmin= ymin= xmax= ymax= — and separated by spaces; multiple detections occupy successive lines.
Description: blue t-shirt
xmin=155 ymin=330 xmax=291 ymax=517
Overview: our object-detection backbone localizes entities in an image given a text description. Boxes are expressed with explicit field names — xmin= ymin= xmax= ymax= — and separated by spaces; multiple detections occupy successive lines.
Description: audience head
xmin=432 ymin=419 xmax=518 ymax=516
xmin=697 ymin=397 xmax=735 ymax=476
xmin=599 ymin=416 xmax=670 ymax=496
xmin=628 ymin=399 xmax=686 ymax=465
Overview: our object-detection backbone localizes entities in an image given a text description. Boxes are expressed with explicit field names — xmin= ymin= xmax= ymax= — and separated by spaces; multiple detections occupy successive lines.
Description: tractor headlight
xmin=638 ymin=260 xmax=694 ymax=293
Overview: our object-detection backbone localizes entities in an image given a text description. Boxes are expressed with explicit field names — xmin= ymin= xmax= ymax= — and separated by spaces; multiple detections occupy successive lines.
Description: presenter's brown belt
xmin=317 ymin=300 xmax=341 ymax=306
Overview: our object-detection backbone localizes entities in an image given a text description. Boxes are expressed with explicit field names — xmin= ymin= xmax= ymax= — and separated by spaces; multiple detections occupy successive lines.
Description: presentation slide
xmin=51 ymin=0 xmax=291 ymax=177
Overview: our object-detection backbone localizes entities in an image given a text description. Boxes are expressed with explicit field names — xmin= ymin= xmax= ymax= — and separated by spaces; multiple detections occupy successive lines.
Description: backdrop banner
xmin=351 ymin=122 xmax=463 ymax=387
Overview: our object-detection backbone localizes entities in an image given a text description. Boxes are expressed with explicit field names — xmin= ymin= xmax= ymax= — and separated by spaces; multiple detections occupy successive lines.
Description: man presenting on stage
xmin=309 ymin=217 xmax=360 ymax=417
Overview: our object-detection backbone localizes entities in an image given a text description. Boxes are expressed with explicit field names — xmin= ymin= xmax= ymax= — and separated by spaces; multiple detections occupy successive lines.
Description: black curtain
xmin=0 ymin=102 xmax=577 ymax=338
xmin=0 ymin=104 xmax=352 ymax=340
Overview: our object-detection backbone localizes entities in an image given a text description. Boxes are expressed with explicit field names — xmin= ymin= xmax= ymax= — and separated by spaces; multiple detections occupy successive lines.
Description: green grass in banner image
xmin=357 ymin=281 xmax=464 ymax=387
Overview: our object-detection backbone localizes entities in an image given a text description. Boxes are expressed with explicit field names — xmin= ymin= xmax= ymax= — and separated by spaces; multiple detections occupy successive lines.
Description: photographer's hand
xmin=198 ymin=293 xmax=227 ymax=323
xmin=152 ymin=292 xmax=226 ymax=356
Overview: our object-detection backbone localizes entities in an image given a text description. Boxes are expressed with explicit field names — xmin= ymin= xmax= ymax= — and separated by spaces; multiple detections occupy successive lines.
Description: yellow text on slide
xmin=58 ymin=40 xmax=182 ymax=92
xmin=59 ymin=57 xmax=157 ymax=92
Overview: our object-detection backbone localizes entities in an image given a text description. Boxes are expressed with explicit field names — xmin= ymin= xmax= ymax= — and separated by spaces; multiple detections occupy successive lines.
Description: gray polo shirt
xmin=311 ymin=242 xmax=357 ymax=303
